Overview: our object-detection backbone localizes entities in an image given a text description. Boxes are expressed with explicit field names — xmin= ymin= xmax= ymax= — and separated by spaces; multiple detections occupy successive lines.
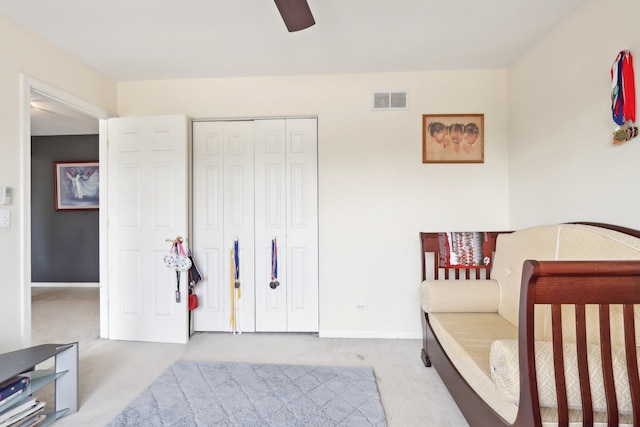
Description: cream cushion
xmin=429 ymin=313 xmax=637 ymax=426
xmin=556 ymin=224 xmax=640 ymax=260
xmin=490 ymin=339 xmax=640 ymax=416
xmin=490 ymin=226 xmax=560 ymax=327
xmin=428 ymin=312 xmax=519 ymax=423
xmin=490 ymin=224 xmax=640 ymax=341
xmin=420 ymin=279 xmax=499 ymax=313
xmin=536 ymin=304 xmax=640 ymax=346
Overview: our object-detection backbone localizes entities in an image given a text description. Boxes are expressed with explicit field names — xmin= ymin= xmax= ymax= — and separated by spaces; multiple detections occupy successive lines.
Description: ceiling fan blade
xmin=274 ymin=0 xmax=315 ymax=32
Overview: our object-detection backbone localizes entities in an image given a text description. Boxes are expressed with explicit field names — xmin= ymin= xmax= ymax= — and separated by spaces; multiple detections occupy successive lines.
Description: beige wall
xmin=0 ymin=13 xmax=116 ymax=351
xmin=15 ymin=0 xmax=619 ymax=344
xmin=118 ymin=70 xmax=510 ymax=337
xmin=5 ymin=0 xmax=630 ymax=345
xmin=508 ymin=0 xmax=640 ymax=229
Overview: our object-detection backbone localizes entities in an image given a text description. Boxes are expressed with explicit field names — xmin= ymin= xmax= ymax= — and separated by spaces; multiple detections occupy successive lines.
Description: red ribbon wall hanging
xmin=611 ymin=50 xmax=638 ymax=144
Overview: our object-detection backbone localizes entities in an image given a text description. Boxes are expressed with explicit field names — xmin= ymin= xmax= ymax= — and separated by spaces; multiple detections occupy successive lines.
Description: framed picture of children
xmin=422 ymin=114 xmax=484 ymax=163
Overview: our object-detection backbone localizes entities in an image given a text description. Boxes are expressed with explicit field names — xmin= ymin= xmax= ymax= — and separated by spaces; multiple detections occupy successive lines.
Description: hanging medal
xmin=270 ymin=238 xmax=280 ymax=289
xmin=234 ymin=238 xmax=240 ymax=289
xmin=611 ymin=50 xmax=638 ymax=144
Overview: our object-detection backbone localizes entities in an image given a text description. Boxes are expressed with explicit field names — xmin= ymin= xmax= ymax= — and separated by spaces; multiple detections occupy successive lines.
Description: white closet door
xmin=192 ymin=121 xmax=255 ymax=332
xmin=193 ymin=118 xmax=317 ymax=333
xmin=255 ymin=118 xmax=318 ymax=331
xmin=254 ymin=120 xmax=288 ymax=330
xmin=107 ymin=115 xmax=189 ymax=344
xmin=192 ymin=121 xmax=225 ymax=331
xmin=223 ymin=121 xmax=255 ymax=332
xmin=284 ymin=118 xmax=318 ymax=331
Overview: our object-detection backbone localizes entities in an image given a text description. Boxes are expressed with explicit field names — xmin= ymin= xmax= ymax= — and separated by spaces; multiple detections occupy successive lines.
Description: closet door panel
xmin=223 ymin=121 xmax=255 ymax=332
xmin=285 ymin=118 xmax=319 ymax=331
xmin=192 ymin=122 xmax=226 ymax=331
xmin=255 ymin=120 xmax=288 ymax=331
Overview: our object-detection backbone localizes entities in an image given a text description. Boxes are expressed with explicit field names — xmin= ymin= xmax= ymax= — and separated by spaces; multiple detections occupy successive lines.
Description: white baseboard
xmin=318 ymin=330 xmax=422 ymax=339
xmin=31 ymin=282 xmax=99 ymax=288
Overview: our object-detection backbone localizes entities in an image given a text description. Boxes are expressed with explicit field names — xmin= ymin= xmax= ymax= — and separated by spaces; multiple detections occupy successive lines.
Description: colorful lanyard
xmin=270 ymin=238 xmax=280 ymax=289
xmin=233 ymin=238 xmax=240 ymax=287
xmin=611 ymin=50 xmax=636 ymax=126
xmin=230 ymin=239 xmax=241 ymax=334
xmin=174 ymin=243 xmax=181 ymax=302
xmin=271 ymin=238 xmax=278 ymax=281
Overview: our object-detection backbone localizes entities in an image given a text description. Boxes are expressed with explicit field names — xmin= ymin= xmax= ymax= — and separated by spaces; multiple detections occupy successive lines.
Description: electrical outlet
xmin=355 ymin=302 xmax=367 ymax=311
xmin=0 ymin=208 xmax=10 ymax=228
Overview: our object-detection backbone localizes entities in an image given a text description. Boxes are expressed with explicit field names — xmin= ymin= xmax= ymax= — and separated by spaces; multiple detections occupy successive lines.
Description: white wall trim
xmin=31 ymin=282 xmax=100 ymax=288
xmin=319 ymin=330 xmax=422 ymax=339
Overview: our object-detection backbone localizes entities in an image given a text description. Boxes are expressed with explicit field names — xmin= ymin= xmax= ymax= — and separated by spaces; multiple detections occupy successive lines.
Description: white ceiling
xmin=1 ymin=0 xmax=584 ymax=134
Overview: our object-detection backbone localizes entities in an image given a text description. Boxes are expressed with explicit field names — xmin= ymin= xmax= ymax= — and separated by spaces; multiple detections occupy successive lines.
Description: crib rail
xmin=517 ymin=260 xmax=640 ymax=427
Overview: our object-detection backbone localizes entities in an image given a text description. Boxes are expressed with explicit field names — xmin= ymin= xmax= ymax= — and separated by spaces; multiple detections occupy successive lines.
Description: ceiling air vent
xmin=372 ymin=91 xmax=408 ymax=110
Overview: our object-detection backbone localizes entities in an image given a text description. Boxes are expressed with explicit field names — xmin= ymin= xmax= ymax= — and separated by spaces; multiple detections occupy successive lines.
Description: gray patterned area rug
xmin=107 ymin=360 xmax=387 ymax=426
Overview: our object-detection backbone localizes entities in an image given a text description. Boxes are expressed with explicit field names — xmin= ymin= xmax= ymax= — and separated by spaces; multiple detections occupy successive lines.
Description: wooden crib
xmin=419 ymin=223 xmax=640 ymax=426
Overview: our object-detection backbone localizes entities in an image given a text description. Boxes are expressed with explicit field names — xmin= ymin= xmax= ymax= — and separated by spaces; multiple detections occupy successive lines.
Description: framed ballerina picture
xmin=422 ymin=114 xmax=484 ymax=163
xmin=54 ymin=161 xmax=100 ymax=210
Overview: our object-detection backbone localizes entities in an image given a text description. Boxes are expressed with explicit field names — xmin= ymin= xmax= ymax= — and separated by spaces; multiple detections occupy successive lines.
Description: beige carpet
xmin=30 ymin=287 xmax=467 ymax=426
xmin=31 ymin=286 xmax=100 ymax=350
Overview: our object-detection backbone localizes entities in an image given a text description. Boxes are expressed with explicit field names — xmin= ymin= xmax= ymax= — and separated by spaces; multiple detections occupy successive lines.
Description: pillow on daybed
xmin=489 ymin=339 xmax=639 ymax=415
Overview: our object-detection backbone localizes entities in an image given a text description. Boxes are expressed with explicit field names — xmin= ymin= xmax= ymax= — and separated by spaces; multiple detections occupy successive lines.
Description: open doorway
xmin=30 ymin=117 xmax=100 ymax=347
xmin=30 ymin=93 xmax=100 ymax=348
xmin=20 ymin=75 xmax=113 ymax=347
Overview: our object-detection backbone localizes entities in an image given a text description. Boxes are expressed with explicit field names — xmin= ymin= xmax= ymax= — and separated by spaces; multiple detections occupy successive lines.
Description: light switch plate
xmin=1 ymin=186 xmax=11 ymax=205
xmin=0 ymin=208 xmax=10 ymax=228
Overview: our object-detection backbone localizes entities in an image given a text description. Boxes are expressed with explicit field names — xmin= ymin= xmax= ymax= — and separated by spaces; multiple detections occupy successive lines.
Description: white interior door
xmin=107 ymin=115 xmax=189 ymax=344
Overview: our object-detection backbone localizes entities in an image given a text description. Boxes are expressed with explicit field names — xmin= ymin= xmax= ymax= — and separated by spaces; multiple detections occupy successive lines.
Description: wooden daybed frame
xmin=419 ymin=223 xmax=640 ymax=427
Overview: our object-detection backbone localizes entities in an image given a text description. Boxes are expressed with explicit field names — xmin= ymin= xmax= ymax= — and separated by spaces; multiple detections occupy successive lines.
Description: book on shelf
xmin=0 ymin=398 xmax=45 ymax=426
xmin=0 ymin=389 xmax=26 ymax=408
xmin=4 ymin=402 xmax=46 ymax=427
xmin=0 ymin=377 xmax=30 ymax=403
xmin=0 ymin=398 xmax=36 ymax=422
xmin=19 ymin=413 xmax=46 ymax=427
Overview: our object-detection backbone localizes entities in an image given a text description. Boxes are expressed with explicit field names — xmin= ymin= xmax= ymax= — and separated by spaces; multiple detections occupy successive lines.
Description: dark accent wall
xmin=31 ymin=135 xmax=99 ymax=282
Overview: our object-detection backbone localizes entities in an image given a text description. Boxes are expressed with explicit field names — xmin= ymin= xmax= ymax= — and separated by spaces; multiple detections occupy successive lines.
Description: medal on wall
xmin=611 ymin=50 xmax=638 ymax=144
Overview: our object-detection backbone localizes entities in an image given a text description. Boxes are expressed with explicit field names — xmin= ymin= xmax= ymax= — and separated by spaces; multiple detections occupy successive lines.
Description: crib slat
xmin=551 ymin=304 xmax=569 ymax=426
xmin=575 ymin=304 xmax=593 ymax=426
xmin=432 ymin=253 xmax=439 ymax=280
xmin=598 ymin=304 xmax=618 ymax=427
xmin=623 ymin=304 xmax=640 ymax=426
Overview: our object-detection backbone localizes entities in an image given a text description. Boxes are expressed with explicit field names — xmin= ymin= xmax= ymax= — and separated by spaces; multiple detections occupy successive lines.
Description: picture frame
xmin=54 ymin=161 xmax=100 ymax=210
xmin=422 ymin=114 xmax=484 ymax=163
